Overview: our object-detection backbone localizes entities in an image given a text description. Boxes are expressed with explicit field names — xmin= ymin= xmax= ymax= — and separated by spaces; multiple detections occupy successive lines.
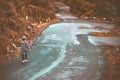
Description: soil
xmin=103 ymin=46 xmax=120 ymax=80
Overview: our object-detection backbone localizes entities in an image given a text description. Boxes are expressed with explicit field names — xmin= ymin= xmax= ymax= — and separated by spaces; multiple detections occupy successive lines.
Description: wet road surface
xmin=0 ymin=1 xmax=120 ymax=80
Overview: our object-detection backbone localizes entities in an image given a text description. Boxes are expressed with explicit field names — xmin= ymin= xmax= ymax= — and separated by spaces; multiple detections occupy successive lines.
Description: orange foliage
xmin=0 ymin=0 xmax=55 ymax=55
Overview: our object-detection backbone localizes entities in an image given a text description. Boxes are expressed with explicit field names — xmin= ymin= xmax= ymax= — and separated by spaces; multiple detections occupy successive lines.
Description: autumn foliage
xmin=60 ymin=0 xmax=120 ymax=25
xmin=0 ymin=0 xmax=55 ymax=55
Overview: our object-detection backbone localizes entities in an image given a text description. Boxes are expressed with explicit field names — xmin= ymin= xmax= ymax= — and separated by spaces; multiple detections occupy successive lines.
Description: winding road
xmin=0 ymin=1 xmax=120 ymax=80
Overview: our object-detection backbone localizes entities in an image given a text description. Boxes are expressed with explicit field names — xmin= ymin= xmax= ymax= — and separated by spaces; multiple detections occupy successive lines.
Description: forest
xmin=0 ymin=1 xmax=119 ymax=79
xmin=0 ymin=0 xmax=55 ymax=55
xmin=59 ymin=0 xmax=120 ymax=25
xmin=0 ymin=0 xmax=120 ymax=56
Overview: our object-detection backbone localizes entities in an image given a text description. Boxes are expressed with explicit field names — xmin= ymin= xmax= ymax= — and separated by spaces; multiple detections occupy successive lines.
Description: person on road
xmin=20 ymin=36 xmax=30 ymax=63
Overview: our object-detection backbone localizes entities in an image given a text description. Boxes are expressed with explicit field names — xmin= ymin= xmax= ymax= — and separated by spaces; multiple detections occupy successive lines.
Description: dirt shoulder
xmin=103 ymin=46 xmax=120 ymax=80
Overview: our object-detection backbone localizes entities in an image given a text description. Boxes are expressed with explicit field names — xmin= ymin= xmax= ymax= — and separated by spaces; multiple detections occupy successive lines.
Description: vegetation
xmin=0 ymin=0 xmax=120 ymax=56
xmin=0 ymin=0 xmax=55 ymax=55
xmin=59 ymin=0 xmax=120 ymax=24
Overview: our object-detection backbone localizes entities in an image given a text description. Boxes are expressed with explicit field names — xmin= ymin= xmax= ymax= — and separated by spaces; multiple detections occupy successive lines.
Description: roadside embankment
xmin=0 ymin=18 xmax=61 ymax=63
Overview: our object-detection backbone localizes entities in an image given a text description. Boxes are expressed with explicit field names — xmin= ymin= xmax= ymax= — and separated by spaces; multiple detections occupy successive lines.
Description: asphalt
xmin=0 ymin=1 xmax=119 ymax=80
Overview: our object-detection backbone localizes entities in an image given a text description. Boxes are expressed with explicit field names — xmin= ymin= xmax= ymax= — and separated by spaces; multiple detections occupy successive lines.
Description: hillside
xmin=0 ymin=0 xmax=56 ymax=56
xmin=58 ymin=1 xmax=120 ymax=79
xmin=0 ymin=0 xmax=120 ymax=63
xmin=59 ymin=0 xmax=120 ymax=37
xmin=60 ymin=0 xmax=120 ymax=25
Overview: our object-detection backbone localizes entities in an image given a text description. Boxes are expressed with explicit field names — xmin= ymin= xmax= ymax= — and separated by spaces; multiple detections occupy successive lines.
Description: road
xmin=0 ymin=1 xmax=120 ymax=80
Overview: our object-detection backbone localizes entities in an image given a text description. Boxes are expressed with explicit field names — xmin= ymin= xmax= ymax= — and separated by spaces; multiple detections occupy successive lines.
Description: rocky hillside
xmin=0 ymin=0 xmax=56 ymax=55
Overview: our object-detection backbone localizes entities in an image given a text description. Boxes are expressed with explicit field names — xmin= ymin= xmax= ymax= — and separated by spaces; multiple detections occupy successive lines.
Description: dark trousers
xmin=21 ymin=52 xmax=27 ymax=60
